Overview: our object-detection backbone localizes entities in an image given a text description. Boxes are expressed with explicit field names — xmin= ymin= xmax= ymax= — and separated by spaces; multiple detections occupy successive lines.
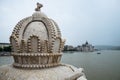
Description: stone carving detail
xmin=28 ymin=35 xmax=40 ymax=53
xmin=10 ymin=3 xmax=65 ymax=68
xmin=35 ymin=2 xmax=43 ymax=11
xmin=10 ymin=36 xmax=19 ymax=52
xmin=52 ymin=37 xmax=61 ymax=53
xmin=20 ymin=40 xmax=27 ymax=52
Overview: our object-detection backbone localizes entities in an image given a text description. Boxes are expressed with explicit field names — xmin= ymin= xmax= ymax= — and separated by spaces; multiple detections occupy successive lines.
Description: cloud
xmin=0 ymin=0 xmax=120 ymax=46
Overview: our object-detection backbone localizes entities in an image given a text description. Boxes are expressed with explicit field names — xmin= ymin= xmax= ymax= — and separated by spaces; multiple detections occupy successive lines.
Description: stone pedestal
xmin=0 ymin=64 xmax=87 ymax=80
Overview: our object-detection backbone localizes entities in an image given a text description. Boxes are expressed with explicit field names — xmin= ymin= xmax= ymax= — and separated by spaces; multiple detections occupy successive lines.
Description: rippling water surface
xmin=0 ymin=50 xmax=120 ymax=80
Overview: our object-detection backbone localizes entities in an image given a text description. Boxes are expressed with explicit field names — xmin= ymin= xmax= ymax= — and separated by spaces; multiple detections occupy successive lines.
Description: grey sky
xmin=0 ymin=0 xmax=120 ymax=46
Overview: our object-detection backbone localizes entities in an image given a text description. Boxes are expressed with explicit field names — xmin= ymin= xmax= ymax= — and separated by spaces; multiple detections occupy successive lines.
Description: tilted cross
xmin=35 ymin=2 xmax=43 ymax=11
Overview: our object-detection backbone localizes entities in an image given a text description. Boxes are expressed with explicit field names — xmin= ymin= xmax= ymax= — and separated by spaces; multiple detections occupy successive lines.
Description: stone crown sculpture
xmin=10 ymin=3 xmax=65 ymax=68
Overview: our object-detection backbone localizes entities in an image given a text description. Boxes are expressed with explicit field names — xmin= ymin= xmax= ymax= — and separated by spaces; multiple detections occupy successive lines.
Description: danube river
xmin=0 ymin=50 xmax=120 ymax=80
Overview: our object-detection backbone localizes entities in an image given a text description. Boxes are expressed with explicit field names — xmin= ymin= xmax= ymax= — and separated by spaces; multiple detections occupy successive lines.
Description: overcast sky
xmin=0 ymin=0 xmax=120 ymax=46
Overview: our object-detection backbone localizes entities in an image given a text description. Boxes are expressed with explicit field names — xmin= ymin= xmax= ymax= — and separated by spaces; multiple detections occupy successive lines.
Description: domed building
xmin=81 ymin=41 xmax=94 ymax=52
xmin=0 ymin=3 xmax=87 ymax=80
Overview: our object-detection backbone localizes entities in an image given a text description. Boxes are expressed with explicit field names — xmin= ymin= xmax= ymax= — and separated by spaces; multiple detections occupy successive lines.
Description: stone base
xmin=0 ymin=64 xmax=87 ymax=80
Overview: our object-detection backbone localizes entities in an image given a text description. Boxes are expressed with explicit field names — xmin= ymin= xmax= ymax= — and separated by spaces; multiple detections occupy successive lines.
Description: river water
xmin=0 ymin=50 xmax=120 ymax=80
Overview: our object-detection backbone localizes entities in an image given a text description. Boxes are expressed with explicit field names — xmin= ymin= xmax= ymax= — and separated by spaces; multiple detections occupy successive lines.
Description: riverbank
xmin=0 ymin=52 xmax=11 ymax=56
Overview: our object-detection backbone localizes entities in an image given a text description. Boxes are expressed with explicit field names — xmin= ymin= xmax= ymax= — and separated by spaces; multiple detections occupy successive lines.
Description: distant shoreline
xmin=0 ymin=52 xmax=11 ymax=56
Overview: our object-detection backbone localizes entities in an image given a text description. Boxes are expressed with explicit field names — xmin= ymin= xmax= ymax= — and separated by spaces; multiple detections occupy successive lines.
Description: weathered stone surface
xmin=0 ymin=64 xmax=87 ymax=80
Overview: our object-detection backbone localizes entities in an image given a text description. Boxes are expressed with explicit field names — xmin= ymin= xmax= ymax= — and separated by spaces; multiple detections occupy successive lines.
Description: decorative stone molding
xmin=12 ymin=53 xmax=62 ymax=68
xmin=10 ymin=35 xmax=19 ymax=52
xmin=10 ymin=3 xmax=65 ymax=69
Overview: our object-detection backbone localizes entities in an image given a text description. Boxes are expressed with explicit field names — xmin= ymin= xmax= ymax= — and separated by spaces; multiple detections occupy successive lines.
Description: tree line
xmin=0 ymin=46 xmax=11 ymax=52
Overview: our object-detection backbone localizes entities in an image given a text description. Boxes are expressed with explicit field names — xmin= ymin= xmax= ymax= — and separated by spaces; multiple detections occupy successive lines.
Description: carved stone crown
xmin=10 ymin=3 xmax=65 ymax=69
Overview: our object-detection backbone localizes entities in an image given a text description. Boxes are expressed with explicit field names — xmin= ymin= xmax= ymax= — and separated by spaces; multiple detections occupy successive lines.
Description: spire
xmin=35 ymin=2 xmax=43 ymax=11
xmin=85 ymin=41 xmax=88 ymax=45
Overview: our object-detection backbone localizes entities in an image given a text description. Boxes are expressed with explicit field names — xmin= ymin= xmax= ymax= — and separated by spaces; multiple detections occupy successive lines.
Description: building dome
xmin=10 ymin=3 xmax=65 ymax=68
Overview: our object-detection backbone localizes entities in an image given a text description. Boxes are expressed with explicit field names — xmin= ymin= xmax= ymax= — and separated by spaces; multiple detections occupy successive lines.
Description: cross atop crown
xmin=35 ymin=2 xmax=43 ymax=11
